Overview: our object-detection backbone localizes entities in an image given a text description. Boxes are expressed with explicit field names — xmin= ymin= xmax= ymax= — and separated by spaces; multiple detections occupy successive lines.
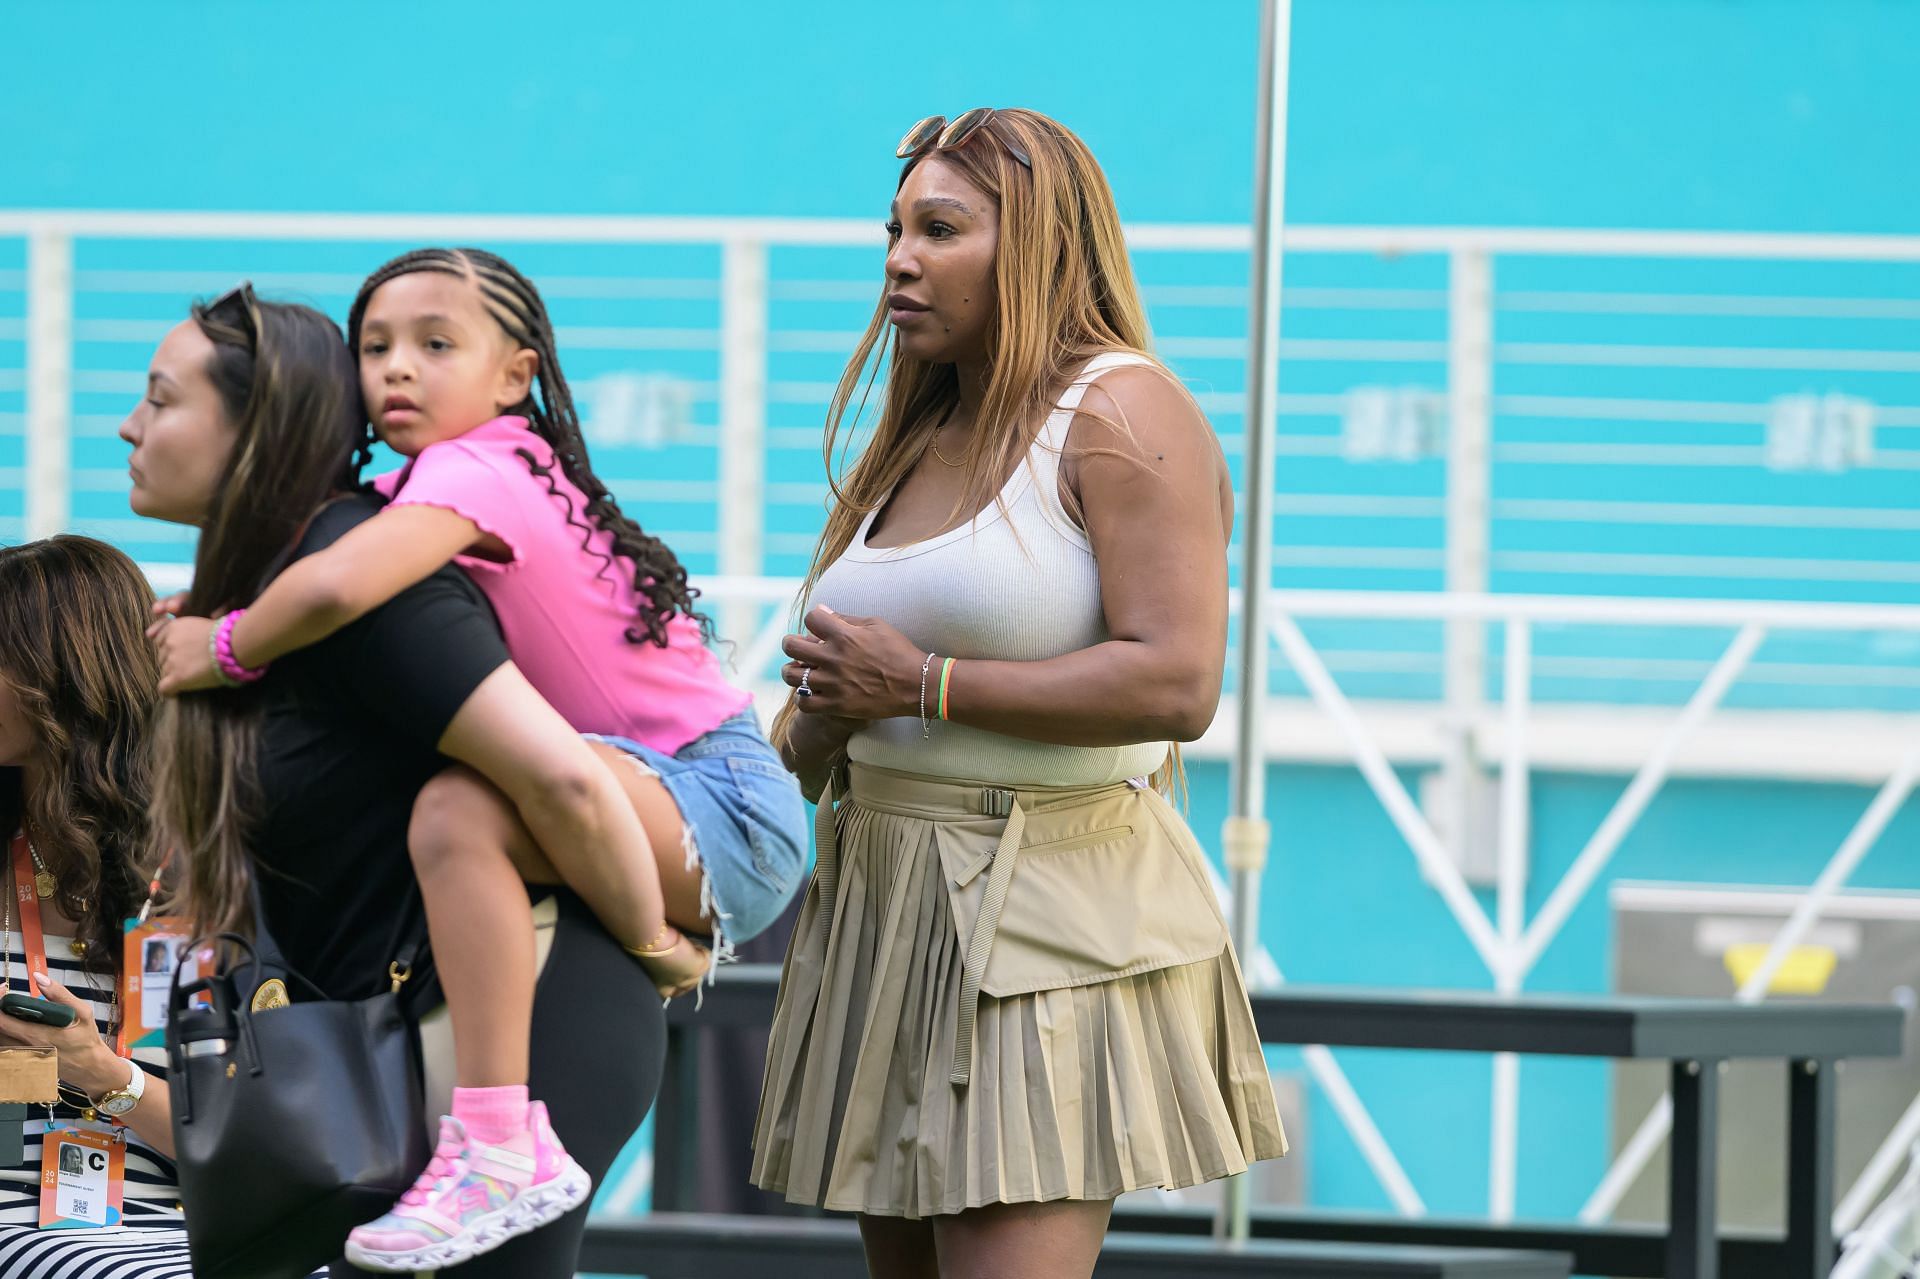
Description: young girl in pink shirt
xmin=155 ymin=247 xmax=807 ymax=1272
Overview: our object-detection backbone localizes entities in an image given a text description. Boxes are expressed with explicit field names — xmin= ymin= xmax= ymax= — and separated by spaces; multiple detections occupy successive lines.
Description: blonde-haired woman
xmin=751 ymin=108 xmax=1285 ymax=1279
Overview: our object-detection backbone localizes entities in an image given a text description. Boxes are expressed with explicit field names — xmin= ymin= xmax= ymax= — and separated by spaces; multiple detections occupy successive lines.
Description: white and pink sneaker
xmin=344 ymin=1103 xmax=590 ymax=1273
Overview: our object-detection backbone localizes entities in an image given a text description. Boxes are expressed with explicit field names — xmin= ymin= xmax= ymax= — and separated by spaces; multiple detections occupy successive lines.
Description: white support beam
xmin=1832 ymin=1166 xmax=1920 ymax=1279
xmin=1488 ymin=620 xmax=1531 ymax=1221
xmin=1202 ymin=857 xmax=1427 ymax=1218
xmin=1516 ymin=625 xmax=1765 ymax=976
xmin=1496 ymin=620 xmax=1533 ymax=949
xmin=1836 ymin=1090 xmax=1920 ymax=1235
xmin=26 ymin=229 xmax=72 ymax=540
xmin=10 ymin=211 xmax=1920 ymax=263
xmin=1440 ymin=248 xmax=1494 ymax=884
xmin=733 ymin=606 xmax=800 ymax=687
xmin=1488 ymin=1053 xmax=1521 ymax=1223
xmin=1271 ymin=611 xmax=1510 ymax=979
xmin=1266 ymin=589 xmax=1920 ymax=632
xmin=717 ymin=239 xmax=769 ymax=649
xmin=1302 ymin=1042 xmax=1427 ymax=1217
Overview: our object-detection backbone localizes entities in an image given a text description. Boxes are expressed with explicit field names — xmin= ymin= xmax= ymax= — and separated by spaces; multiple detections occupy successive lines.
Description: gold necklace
xmin=927 ymin=411 xmax=967 ymax=468
xmin=26 ymin=839 xmax=54 ymax=901
xmin=19 ymin=834 xmax=88 ymax=959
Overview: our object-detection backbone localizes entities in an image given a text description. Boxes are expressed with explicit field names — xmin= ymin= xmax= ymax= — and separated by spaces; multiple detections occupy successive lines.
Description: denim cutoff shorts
xmin=588 ymin=709 xmax=806 ymax=951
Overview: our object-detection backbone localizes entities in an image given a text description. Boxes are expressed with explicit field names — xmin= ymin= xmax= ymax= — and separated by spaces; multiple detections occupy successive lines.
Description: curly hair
xmin=0 ymin=536 xmax=161 ymax=979
xmin=347 ymin=247 xmax=707 ymax=646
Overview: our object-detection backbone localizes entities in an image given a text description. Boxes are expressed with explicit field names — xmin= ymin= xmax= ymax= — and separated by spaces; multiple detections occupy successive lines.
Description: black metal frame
xmin=582 ymin=1212 xmax=1576 ymax=1278
xmin=645 ymin=965 xmax=1906 ymax=1279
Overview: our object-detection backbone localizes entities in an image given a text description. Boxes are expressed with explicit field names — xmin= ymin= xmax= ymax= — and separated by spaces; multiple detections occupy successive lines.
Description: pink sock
xmin=452 ymin=1085 xmax=529 ymax=1146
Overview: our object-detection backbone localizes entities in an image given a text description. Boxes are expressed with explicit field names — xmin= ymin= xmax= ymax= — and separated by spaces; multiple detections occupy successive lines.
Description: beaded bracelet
xmin=212 ymin=610 xmax=269 ymax=687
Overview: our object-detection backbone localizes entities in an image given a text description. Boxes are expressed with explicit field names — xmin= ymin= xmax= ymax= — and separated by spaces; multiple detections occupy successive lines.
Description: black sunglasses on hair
xmin=896 ymin=108 xmax=1032 ymax=170
xmin=200 ymin=283 xmax=260 ymax=342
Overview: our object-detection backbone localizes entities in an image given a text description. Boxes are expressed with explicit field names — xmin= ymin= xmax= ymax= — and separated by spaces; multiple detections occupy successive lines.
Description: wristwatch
xmin=94 ymin=1058 xmax=146 ymax=1118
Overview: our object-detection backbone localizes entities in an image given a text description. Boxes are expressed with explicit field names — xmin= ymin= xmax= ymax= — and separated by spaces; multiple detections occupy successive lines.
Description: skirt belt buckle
xmin=980 ymin=787 xmax=1015 ymax=817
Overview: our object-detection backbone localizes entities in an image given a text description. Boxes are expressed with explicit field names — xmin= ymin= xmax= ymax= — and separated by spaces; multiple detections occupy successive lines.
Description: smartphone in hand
xmin=0 ymin=992 xmax=77 ymax=1029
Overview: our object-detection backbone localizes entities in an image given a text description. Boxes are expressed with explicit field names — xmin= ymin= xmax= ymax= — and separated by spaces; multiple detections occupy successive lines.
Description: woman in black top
xmin=123 ymin=287 xmax=663 ymax=1276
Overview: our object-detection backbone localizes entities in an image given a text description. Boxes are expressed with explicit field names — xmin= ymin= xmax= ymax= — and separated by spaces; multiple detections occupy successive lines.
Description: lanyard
xmin=9 ymin=831 xmax=48 ymax=997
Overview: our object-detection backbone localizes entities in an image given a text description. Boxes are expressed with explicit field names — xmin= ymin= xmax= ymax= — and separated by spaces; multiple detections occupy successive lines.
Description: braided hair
xmin=347 ymin=247 xmax=705 ymax=646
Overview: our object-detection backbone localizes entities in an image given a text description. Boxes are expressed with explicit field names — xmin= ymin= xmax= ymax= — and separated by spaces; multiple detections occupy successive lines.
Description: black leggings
xmin=330 ymin=892 xmax=665 ymax=1277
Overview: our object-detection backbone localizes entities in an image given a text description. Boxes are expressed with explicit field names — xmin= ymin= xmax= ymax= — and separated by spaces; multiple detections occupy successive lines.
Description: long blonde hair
xmin=775 ymin=108 xmax=1186 ymax=793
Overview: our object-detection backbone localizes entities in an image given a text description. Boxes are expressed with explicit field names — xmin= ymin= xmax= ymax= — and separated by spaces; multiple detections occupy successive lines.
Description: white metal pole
xmin=1441 ymin=248 xmax=1493 ymax=882
xmin=718 ymin=238 xmax=769 ymax=651
xmin=1831 ymin=1150 xmax=1920 ymax=1279
xmin=1272 ymin=612 xmax=1509 ymax=975
xmin=25 ymin=228 xmax=73 ymax=541
xmin=1488 ymin=619 xmax=1531 ymax=1221
xmin=1516 ymin=625 xmax=1766 ymax=976
xmin=1836 ymin=1090 xmax=1920 ymax=1235
xmin=1220 ymin=0 xmax=1292 ymax=1245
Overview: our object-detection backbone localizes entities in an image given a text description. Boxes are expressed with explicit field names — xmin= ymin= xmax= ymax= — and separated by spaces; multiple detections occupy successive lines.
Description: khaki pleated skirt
xmin=750 ymin=764 xmax=1287 ymax=1219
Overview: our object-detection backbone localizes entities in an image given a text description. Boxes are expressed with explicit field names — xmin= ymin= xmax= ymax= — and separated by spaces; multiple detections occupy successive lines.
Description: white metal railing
xmin=674 ymin=576 xmax=1920 ymax=1231
xmin=453 ymin=572 xmax=1919 ymax=1229
xmin=1835 ymin=1143 xmax=1920 ymax=1279
xmin=1239 ymin=589 xmax=1919 ymax=1225
xmin=128 ymin=567 xmax=1920 ymax=1230
xmin=10 ymin=212 xmax=1920 ymax=634
xmin=9 ymin=209 xmax=1920 ymax=1230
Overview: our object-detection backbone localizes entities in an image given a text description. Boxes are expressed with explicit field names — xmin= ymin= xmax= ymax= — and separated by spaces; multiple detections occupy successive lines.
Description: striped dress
xmin=0 ymin=920 xmax=191 ymax=1279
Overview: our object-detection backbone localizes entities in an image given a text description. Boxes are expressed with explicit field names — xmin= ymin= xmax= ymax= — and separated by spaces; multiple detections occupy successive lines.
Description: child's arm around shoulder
xmin=233 ymin=503 xmax=493 ymax=663
xmin=153 ymin=504 xmax=489 ymax=694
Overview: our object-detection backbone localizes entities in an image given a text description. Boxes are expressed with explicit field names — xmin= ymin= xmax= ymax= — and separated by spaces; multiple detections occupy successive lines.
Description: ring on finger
xmin=796 ymin=665 xmax=814 ymax=699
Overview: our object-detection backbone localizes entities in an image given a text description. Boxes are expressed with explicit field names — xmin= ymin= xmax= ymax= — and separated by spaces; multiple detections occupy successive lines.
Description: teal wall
xmin=7 ymin=0 xmax=1918 ymax=1221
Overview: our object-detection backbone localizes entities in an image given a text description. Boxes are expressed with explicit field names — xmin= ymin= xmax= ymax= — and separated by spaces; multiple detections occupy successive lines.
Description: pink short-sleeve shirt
xmin=373 ymin=416 xmax=750 ymax=753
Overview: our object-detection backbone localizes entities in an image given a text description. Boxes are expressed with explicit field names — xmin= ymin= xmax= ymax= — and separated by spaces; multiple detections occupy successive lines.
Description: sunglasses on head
xmin=200 ymin=283 xmax=261 ymax=344
xmin=895 ymin=108 xmax=1032 ymax=170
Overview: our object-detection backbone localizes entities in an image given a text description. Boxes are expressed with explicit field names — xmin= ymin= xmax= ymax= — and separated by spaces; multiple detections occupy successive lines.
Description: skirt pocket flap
xmin=934 ymin=793 xmax=1228 ymax=1000
xmin=931 ymin=819 xmax=997 ymax=946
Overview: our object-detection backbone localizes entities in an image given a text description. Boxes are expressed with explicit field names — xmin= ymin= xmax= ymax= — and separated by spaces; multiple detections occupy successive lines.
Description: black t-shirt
xmin=248 ymin=493 xmax=508 ymax=1000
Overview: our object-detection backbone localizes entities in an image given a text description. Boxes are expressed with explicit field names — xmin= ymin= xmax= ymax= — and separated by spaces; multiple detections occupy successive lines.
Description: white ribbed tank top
xmin=809 ymin=352 xmax=1170 ymax=788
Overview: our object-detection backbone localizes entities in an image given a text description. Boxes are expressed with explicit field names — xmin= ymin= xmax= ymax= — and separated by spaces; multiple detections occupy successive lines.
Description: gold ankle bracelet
xmin=627 ymin=923 xmax=683 ymax=958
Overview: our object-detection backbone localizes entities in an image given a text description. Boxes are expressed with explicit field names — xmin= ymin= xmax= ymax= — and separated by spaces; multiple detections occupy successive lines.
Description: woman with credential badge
xmin=0 ymin=536 xmax=202 ymax=1278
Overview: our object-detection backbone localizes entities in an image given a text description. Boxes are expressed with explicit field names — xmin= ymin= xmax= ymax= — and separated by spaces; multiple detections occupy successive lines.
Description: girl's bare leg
xmin=586 ymin=741 xmax=712 ymax=994
xmin=408 ymin=766 xmax=542 ymax=1087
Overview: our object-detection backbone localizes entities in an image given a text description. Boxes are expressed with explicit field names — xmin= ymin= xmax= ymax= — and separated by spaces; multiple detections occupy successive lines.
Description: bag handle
xmin=165 ymin=931 xmax=265 ymax=1124
xmin=377 ymin=881 xmax=435 ymax=1001
xmin=169 ymin=878 xmax=433 ymax=1058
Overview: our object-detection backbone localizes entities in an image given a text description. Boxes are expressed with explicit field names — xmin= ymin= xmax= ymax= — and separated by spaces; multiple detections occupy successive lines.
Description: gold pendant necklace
xmin=929 ymin=438 xmax=966 ymax=467
xmin=26 ymin=840 xmax=53 ymax=901
xmin=24 ymin=837 xmax=85 ymax=956
xmin=927 ymin=409 xmax=967 ymax=468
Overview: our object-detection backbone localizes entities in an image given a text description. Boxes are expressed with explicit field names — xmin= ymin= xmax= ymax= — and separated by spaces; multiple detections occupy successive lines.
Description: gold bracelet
xmin=626 ymin=923 xmax=680 ymax=957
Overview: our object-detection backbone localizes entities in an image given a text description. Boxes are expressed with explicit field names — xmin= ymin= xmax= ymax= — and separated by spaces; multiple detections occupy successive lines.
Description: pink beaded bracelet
xmin=211 ymin=610 xmax=269 ymax=687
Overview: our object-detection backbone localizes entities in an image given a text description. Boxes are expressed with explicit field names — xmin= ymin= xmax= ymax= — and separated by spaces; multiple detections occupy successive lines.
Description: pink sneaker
xmin=343 ymin=1103 xmax=590 ymax=1272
